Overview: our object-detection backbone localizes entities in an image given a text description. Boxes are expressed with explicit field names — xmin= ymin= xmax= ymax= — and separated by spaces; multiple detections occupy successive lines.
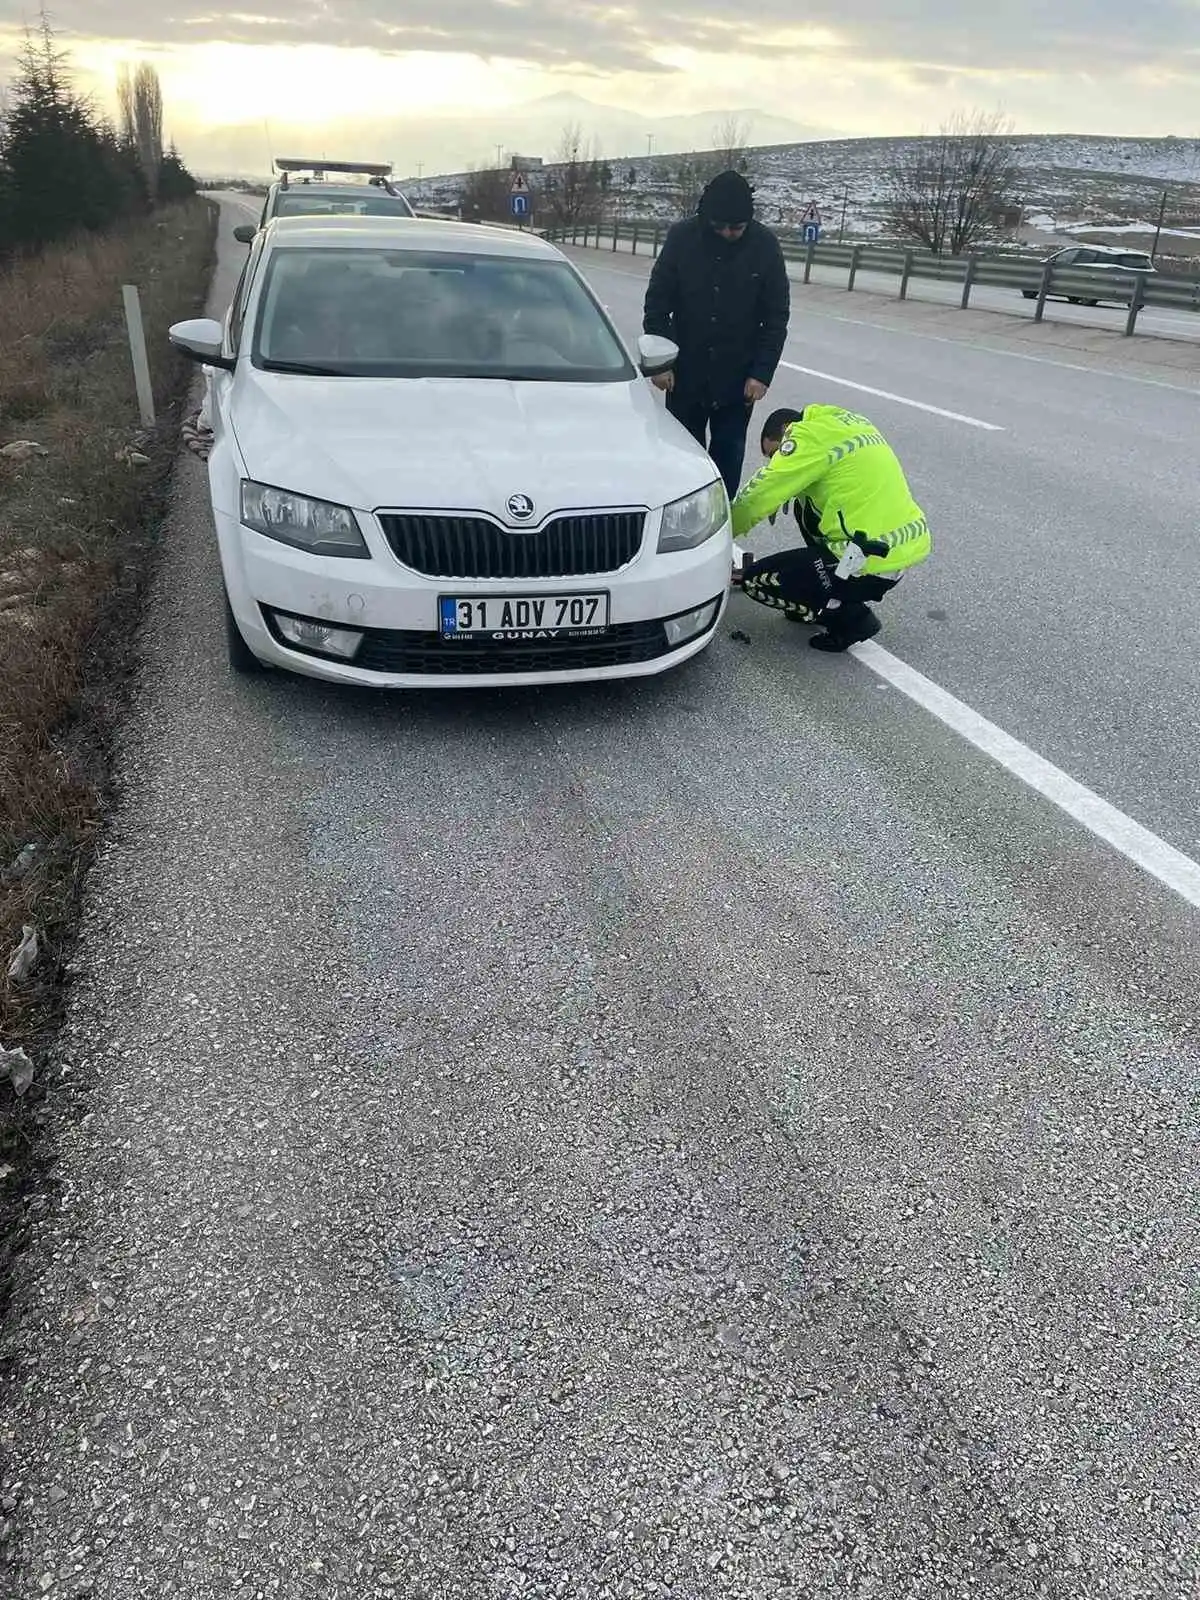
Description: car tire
xmin=224 ymin=589 xmax=268 ymax=675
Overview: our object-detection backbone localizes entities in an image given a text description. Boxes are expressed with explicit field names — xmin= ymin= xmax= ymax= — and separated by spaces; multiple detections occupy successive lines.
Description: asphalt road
xmin=2 ymin=199 xmax=1197 ymax=1600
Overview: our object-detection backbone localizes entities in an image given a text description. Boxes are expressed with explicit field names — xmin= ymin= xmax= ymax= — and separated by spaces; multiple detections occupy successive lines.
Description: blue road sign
xmin=804 ymin=223 xmax=821 ymax=244
xmin=510 ymin=192 xmax=530 ymax=219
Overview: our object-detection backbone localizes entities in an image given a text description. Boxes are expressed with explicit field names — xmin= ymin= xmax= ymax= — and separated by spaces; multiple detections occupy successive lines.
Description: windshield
xmin=273 ymin=190 xmax=414 ymax=219
xmin=251 ymin=247 xmax=635 ymax=381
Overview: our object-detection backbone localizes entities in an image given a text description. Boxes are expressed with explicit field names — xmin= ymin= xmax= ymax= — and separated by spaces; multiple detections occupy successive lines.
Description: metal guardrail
xmin=544 ymin=220 xmax=1200 ymax=338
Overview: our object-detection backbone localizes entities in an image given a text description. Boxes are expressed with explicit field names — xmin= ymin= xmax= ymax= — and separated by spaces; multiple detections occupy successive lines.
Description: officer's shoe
xmin=810 ymin=607 xmax=881 ymax=653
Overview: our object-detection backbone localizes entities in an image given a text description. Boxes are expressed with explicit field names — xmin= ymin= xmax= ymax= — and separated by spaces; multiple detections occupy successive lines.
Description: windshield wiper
xmin=260 ymin=359 xmax=353 ymax=376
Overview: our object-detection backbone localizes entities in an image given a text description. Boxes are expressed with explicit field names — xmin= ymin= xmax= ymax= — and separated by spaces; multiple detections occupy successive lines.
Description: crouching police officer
xmin=730 ymin=405 xmax=931 ymax=651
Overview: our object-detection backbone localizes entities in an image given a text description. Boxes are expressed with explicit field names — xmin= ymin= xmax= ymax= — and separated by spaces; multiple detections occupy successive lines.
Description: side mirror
xmin=637 ymin=333 xmax=678 ymax=378
xmin=168 ymin=318 xmax=236 ymax=372
xmin=233 ymin=224 xmax=256 ymax=245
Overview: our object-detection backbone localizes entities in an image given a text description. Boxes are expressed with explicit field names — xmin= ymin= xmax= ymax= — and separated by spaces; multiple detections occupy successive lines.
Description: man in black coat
xmin=642 ymin=170 xmax=790 ymax=500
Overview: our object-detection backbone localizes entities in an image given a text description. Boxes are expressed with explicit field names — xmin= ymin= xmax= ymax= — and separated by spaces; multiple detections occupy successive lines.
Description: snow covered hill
xmin=406 ymin=133 xmax=1200 ymax=239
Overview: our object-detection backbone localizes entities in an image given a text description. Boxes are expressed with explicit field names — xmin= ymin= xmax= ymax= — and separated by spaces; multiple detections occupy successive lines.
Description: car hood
xmin=228 ymin=368 xmax=720 ymax=517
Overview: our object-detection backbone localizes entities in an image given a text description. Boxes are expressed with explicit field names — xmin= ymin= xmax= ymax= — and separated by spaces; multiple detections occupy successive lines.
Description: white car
xmin=169 ymin=215 xmax=731 ymax=687
xmin=1021 ymin=244 xmax=1157 ymax=307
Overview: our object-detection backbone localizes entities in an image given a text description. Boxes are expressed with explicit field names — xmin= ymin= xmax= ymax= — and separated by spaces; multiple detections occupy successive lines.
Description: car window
xmin=229 ymin=233 xmax=267 ymax=352
xmin=1114 ymin=253 xmax=1153 ymax=270
xmin=1055 ymin=248 xmax=1078 ymax=265
xmin=1073 ymin=250 xmax=1095 ymax=266
xmin=272 ymin=191 xmax=415 ymax=219
xmin=250 ymin=247 xmax=635 ymax=382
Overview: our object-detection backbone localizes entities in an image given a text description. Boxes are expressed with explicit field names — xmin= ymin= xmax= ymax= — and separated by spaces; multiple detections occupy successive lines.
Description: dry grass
xmin=0 ymin=199 xmax=216 ymax=1074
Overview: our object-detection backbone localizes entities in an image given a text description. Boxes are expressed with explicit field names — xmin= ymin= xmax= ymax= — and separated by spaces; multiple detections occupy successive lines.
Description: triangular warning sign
xmin=510 ymin=171 xmax=529 ymax=193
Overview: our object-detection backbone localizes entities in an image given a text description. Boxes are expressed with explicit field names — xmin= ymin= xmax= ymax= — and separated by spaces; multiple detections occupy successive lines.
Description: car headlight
xmin=240 ymin=480 xmax=368 ymax=558
xmin=657 ymin=479 xmax=728 ymax=553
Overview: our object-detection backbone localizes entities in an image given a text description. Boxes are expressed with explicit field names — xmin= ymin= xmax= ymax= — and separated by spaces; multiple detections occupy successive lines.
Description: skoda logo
xmin=506 ymin=493 xmax=535 ymax=522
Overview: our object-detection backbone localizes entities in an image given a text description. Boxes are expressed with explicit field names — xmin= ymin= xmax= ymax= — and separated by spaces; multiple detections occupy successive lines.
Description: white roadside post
xmin=121 ymin=284 xmax=156 ymax=429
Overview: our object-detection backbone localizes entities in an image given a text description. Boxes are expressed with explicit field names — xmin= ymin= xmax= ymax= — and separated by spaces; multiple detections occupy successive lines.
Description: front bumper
xmin=214 ymin=505 xmax=731 ymax=688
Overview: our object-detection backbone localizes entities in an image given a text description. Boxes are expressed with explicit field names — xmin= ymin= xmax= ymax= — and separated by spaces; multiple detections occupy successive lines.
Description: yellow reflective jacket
xmin=730 ymin=405 xmax=932 ymax=576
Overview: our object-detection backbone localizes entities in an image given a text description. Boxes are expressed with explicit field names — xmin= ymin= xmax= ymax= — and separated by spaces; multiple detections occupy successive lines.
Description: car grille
xmin=377 ymin=510 xmax=646 ymax=580
xmin=354 ymin=617 xmax=675 ymax=676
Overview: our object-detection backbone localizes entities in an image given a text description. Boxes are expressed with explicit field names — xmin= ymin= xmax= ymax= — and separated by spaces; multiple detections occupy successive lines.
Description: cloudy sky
xmin=0 ymin=1 xmax=1196 ymax=174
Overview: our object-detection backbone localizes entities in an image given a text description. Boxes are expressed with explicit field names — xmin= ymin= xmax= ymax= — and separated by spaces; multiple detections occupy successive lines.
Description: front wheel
xmin=224 ymin=589 xmax=268 ymax=675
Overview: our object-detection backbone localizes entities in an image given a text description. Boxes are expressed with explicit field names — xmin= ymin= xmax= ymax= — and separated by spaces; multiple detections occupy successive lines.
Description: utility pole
xmin=838 ymin=188 xmax=849 ymax=245
xmin=1151 ymin=186 xmax=1168 ymax=264
xmin=495 ymin=143 xmax=504 ymax=170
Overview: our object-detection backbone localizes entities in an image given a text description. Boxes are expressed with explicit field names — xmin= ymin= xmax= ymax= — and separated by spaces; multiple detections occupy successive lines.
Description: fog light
xmin=272 ymin=611 xmax=364 ymax=660
xmin=663 ymin=599 xmax=720 ymax=649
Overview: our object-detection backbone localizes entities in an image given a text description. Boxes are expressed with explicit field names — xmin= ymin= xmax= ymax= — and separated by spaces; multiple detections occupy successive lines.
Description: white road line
xmin=777 ymin=360 xmax=1004 ymax=431
xmin=788 ymin=306 xmax=1200 ymax=395
xmin=854 ymin=641 xmax=1200 ymax=912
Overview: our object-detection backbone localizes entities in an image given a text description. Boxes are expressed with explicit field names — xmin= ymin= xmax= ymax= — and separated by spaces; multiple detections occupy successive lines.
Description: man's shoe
xmin=809 ymin=608 xmax=881 ymax=652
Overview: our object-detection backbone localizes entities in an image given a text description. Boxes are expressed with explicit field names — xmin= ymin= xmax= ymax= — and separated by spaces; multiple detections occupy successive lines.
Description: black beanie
xmin=698 ymin=170 xmax=754 ymax=226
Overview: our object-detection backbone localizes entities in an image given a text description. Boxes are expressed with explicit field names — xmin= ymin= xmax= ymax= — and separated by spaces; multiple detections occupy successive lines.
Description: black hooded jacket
xmin=642 ymin=171 xmax=790 ymax=409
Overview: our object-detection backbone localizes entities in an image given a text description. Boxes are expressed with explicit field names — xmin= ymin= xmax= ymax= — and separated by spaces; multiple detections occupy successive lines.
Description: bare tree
xmin=711 ymin=115 xmax=752 ymax=170
xmin=670 ymin=117 xmax=754 ymax=215
xmin=117 ymin=61 xmax=164 ymax=204
xmin=884 ymin=110 xmax=1021 ymax=256
xmin=542 ymin=123 xmax=606 ymax=229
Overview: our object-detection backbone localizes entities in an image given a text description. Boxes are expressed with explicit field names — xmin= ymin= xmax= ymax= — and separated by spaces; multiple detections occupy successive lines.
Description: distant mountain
xmin=192 ymin=94 xmax=838 ymax=181
xmin=502 ymin=92 xmax=835 ymax=157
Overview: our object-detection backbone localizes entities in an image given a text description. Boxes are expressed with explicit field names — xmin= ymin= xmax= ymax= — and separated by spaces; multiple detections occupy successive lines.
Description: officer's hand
xmin=651 ymin=371 xmax=674 ymax=393
xmin=744 ymin=378 xmax=768 ymax=404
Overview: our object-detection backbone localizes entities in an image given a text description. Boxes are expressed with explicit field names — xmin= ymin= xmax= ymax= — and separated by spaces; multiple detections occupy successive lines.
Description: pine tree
xmin=159 ymin=143 xmax=198 ymax=203
xmin=0 ymin=13 xmax=138 ymax=247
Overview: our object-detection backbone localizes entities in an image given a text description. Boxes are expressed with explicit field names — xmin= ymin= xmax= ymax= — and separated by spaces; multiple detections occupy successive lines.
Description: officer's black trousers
xmin=741 ymin=546 xmax=898 ymax=641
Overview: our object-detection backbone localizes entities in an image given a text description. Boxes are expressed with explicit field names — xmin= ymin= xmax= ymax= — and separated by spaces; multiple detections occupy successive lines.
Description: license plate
xmin=439 ymin=592 xmax=610 ymax=642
